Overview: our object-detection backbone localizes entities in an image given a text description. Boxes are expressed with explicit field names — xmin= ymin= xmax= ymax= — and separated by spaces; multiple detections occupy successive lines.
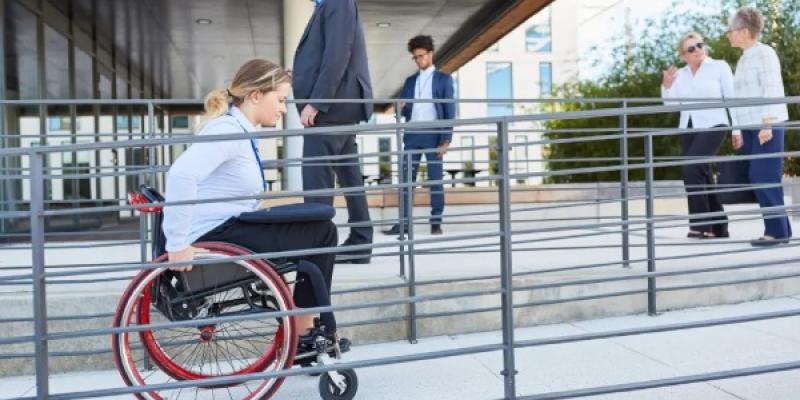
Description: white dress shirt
xmin=732 ymin=42 xmax=789 ymax=127
xmin=410 ymin=65 xmax=438 ymax=122
xmin=661 ymin=57 xmax=738 ymax=133
xmin=163 ymin=106 xmax=262 ymax=252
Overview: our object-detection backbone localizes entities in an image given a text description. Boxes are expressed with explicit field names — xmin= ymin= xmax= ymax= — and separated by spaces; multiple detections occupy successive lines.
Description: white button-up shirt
xmin=410 ymin=65 xmax=438 ymax=122
xmin=163 ymin=106 xmax=263 ymax=252
xmin=732 ymin=42 xmax=789 ymax=127
xmin=661 ymin=57 xmax=738 ymax=133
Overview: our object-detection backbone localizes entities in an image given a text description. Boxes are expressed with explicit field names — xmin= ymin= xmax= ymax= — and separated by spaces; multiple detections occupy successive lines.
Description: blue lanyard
xmin=227 ymin=111 xmax=267 ymax=192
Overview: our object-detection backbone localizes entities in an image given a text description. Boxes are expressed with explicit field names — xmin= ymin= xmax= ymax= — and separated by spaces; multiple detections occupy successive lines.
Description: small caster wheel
xmin=319 ymin=368 xmax=358 ymax=400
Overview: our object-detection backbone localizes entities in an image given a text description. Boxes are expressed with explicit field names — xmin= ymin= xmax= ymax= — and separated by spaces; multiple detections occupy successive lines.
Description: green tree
xmin=544 ymin=0 xmax=800 ymax=182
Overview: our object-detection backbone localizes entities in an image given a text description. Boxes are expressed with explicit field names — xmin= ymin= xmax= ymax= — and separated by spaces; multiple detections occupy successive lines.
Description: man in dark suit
xmin=293 ymin=0 xmax=374 ymax=264
xmin=383 ymin=35 xmax=455 ymax=236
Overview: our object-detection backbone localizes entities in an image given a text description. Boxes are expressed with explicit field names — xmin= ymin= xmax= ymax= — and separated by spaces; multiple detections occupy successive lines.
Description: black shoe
xmin=687 ymin=231 xmax=705 ymax=239
xmin=381 ymin=224 xmax=408 ymax=236
xmin=335 ymin=255 xmax=371 ymax=264
xmin=337 ymin=240 xmax=372 ymax=264
xmin=431 ymin=224 xmax=443 ymax=235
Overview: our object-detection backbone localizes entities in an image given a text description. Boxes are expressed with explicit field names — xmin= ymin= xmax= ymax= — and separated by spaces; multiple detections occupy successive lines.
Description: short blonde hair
xmin=729 ymin=6 xmax=764 ymax=39
xmin=677 ymin=32 xmax=703 ymax=54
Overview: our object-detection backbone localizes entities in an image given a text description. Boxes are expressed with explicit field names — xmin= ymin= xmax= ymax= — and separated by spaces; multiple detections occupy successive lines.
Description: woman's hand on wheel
xmin=168 ymin=246 xmax=208 ymax=272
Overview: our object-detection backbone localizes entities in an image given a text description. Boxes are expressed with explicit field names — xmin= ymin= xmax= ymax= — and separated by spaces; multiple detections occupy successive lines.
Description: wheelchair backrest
xmin=128 ymin=184 xmax=167 ymax=259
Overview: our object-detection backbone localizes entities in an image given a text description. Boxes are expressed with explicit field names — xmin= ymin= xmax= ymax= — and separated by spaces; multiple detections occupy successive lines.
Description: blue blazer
xmin=401 ymin=70 xmax=456 ymax=146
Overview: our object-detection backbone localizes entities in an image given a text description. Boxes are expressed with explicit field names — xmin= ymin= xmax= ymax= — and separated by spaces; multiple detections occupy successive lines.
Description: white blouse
xmin=163 ymin=107 xmax=264 ymax=252
xmin=661 ymin=57 xmax=738 ymax=133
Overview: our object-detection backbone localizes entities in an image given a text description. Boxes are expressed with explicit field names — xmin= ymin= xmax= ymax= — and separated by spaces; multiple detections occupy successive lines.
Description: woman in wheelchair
xmin=114 ymin=59 xmax=357 ymax=399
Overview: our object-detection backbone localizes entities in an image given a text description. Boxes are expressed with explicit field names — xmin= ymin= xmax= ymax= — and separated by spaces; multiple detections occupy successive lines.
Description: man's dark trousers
xmin=303 ymin=124 xmax=373 ymax=245
xmin=400 ymin=134 xmax=444 ymax=227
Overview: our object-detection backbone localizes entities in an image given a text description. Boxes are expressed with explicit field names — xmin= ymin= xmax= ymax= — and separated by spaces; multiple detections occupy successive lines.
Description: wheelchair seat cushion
xmin=238 ymin=203 xmax=335 ymax=224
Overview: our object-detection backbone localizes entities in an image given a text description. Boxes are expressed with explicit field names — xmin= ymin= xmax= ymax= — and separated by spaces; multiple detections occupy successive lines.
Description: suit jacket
xmin=292 ymin=0 xmax=374 ymax=125
xmin=401 ymin=70 xmax=455 ymax=146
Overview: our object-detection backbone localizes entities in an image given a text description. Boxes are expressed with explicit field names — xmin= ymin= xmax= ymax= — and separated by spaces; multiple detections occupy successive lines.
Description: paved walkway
xmin=2 ymin=296 xmax=799 ymax=400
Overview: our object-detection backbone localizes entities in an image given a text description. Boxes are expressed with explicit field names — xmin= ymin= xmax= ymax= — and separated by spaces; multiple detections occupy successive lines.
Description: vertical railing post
xmin=395 ymin=101 xmax=406 ymax=279
xmin=147 ymin=102 xmax=157 ymax=188
xmin=619 ymin=101 xmax=630 ymax=268
xmin=497 ymin=121 xmax=517 ymax=399
xmin=644 ymin=132 xmax=657 ymax=315
xmin=30 ymin=151 xmax=49 ymax=400
xmin=405 ymin=151 xmax=418 ymax=344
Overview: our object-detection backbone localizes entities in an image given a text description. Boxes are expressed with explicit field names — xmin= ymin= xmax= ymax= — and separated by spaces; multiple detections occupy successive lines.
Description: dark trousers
xmin=682 ymin=120 xmax=728 ymax=234
xmin=302 ymin=124 xmax=373 ymax=246
xmin=197 ymin=218 xmax=338 ymax=309
xmin=742 ymin=127 xmax=792 ymax=239
xmin=400 ymin=142 xmax=445 ymax=225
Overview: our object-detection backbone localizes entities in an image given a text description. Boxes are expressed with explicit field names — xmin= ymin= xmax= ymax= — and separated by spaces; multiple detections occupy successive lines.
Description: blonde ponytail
xmin=198 ymin=59 xmax=291 ymax=129
xmin=200 ymin=89 xmax=230 ymax=128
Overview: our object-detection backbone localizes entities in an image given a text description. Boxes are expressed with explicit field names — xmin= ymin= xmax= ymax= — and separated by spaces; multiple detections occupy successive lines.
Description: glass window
xmin=172 ymin=116 xmax=189 ymax=129
xmin=539 ymin=62 xmax=553 ymax=96
xmin=116 ymin=115 xmax=141 ymax=131
xmin=526 ymin=7 xmax=552 ymax=53
xmin=75 ymin=47 xmax=94 ymax=99
xmin=48 ymin=0 xmax=71 ymax=17
xmin=5 ymin=2 xmax=39 ymax=99
xmin=487 ymin=62 xmax=513 ymax=117
xmin=461 ymin=136 xmax=475 ymax=163
xmin=73 ymin=0 xmax=93 ymax=34
xmin=45 ymin=27 xmax=70 ymax=99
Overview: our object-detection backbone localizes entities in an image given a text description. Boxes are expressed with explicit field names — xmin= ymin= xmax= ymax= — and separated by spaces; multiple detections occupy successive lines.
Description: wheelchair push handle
xmin=128 ymin=184 xmax=164 ymax=214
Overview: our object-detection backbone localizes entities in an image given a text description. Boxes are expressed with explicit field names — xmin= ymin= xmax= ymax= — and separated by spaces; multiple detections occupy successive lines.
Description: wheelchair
xmin=111 ymin=185 xmax=358 ymax=399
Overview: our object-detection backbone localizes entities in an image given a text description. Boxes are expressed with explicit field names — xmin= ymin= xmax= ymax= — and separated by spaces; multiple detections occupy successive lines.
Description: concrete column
xmin=282 ymin=0 xmax=314 ymax=191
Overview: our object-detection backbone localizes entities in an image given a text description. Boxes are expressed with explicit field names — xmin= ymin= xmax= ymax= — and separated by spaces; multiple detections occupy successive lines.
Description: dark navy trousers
xmin=400 ymin=139 xmax=445 ymax=225
xmin=742 ymin=127 xmax=792 ymax=239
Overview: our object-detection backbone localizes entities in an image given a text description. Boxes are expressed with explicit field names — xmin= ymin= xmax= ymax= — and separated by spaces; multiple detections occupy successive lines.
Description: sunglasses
xmin=686 ymin=42 xmax=705 ymax=53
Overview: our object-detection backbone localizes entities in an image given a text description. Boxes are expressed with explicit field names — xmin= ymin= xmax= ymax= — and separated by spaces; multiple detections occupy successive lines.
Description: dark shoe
xmin=337 ymin=241 xmax=372 ymax=264
xmin=335 ymin=255 xmax=371 ymax=264
xmin=750 ymin=236 xmax=790 ymax=247
xmin=381 ymin=224 xmax=408 ymax=236
xmin=431 ymin=224 xmax=443 ymax=235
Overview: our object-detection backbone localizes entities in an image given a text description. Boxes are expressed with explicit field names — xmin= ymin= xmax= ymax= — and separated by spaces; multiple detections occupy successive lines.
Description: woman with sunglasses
xmin=726 ymin=6 xmax=791 ymax=246
xmin=662 ymin=32 xmax=737 ymax=239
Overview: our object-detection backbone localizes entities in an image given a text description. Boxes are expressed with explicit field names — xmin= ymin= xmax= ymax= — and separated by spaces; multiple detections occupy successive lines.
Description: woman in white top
xmin=661 ymin=32 xmax=736 ymax=239
xmin=163 ymin=59 xmax=338 ymax=335
xmin=726 ymin=7 xmax=792 ymax=246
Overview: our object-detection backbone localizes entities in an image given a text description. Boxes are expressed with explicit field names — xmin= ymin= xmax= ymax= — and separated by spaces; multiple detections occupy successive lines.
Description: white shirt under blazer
xmin=661 ymin=57 xmax=739 ymax=133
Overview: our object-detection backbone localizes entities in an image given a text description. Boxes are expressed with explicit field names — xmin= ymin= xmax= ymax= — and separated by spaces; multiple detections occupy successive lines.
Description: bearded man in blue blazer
xmin=383 ymin=35 xmax=455 ymax=236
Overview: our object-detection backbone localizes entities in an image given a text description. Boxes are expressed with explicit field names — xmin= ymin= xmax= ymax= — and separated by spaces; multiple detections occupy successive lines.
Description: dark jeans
xmin=682 ymin=120 xmax=728 ymax=234
xmin=742 ymin=127 xmax=792 ymax=239
xmin=302 ymin=124 xmax=373 ymax=246
xmin=197 ymin=218 xmax=338 ymax=309
xmin=400 ymin=142 xmax=445 ymax=225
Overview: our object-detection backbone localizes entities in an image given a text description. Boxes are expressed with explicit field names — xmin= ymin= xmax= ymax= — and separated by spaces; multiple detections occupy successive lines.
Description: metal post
xmin=405 ymin=151 xmax=418 ymax=344
xmin=30 ymin=151 xmax=49 ymax=400
xmin=619 ymin=101 xmax=630 ymax=268
xmin=497 ymin=121 xmax=517 ymax=399
xmin=395 ymin=101 xmax=406 ymax=278
xmin=644 ymin=132 xmax=657 ymax=316
xmin=147 ymin=102 xmax=157 ymax=188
